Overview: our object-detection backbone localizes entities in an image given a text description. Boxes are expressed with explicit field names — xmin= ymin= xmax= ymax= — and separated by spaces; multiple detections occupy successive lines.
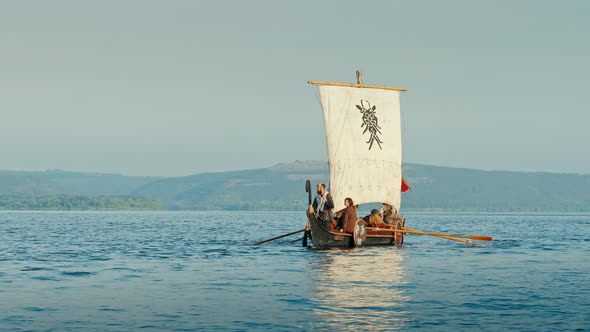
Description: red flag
xmin=401 ymin=177 xmax=411 ymax=192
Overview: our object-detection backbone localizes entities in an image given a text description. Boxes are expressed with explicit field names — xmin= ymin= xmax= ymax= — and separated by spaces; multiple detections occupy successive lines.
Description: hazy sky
xmin=1 ymin=1 xmax=589 ymax=176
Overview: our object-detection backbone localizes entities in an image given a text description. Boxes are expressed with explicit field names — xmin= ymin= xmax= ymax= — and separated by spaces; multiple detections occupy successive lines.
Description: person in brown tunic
xmin=336 ymin=197 xmax=358 ymax=233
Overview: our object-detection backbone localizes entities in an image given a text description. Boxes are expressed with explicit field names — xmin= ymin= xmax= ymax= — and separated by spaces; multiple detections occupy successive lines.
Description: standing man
xmin=312 ymin=182 xmax=334 ymax=222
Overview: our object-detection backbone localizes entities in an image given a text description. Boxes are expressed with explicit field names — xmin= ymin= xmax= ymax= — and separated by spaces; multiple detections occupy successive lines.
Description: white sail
xmin=317 ymin=85 xmax=402 ymax=212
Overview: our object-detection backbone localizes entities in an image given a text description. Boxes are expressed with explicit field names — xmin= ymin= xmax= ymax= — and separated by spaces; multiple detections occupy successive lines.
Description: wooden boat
xmin=303 ymin=71 xmax=409 ymax=248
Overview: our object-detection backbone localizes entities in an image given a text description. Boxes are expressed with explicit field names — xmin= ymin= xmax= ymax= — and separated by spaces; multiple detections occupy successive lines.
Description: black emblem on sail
xmin=356 ymin=100 xmax=383 ymax=150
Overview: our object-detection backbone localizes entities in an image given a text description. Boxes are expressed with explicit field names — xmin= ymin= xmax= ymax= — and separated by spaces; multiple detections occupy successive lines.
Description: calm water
xmin=0 ymin=211 xmax=588 ymax=331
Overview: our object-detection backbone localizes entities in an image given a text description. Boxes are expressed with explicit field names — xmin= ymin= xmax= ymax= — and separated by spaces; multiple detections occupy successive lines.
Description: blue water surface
xmin=0 ymin=211 xmax=588 ymax=331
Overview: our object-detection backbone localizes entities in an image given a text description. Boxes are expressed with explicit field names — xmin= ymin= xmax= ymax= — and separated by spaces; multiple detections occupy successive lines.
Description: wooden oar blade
xmin=452 ymin=235 xmax=493 ymax=241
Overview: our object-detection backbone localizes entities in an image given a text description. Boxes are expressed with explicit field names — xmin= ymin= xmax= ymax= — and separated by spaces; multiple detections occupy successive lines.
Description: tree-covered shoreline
xmin=0 ymin=194 xmax=161 ymax=211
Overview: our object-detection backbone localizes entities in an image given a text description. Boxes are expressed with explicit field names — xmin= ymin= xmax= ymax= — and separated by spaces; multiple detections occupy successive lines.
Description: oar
xmin=397 ymin=229 xmax=476 ymax=245
xmin=403 ymin=228 xmax=493 ymax=241
xmin=369 ymin=227 xmax=481 ymax=245
xmin=255 ymin=228 xmax=306 ymax=245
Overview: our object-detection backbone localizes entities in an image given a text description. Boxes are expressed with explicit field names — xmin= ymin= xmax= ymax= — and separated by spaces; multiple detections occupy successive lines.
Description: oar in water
xmin=291 ymin=236 xmax=304 ymax=243
xmin=403 ymin=228 xmax=493 ymax=241
xmin=255 ymin=228 xmax=306 ymax=245
xmin=429 ymin=233 xmax=476 ymax=245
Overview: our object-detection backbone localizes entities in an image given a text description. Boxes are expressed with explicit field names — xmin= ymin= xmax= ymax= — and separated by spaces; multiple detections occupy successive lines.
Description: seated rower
xmin=365 ymin=209 xmax=387 ymax=228
xmin=381 ymin=203 xmax=398 ymax=225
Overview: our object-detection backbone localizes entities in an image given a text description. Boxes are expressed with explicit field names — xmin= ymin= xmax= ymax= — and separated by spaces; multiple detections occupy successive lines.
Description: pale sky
xmin=1 ymin=1 xmax=589 ymax=176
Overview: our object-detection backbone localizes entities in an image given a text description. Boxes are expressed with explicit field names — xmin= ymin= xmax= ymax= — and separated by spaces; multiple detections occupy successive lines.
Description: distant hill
xmin=132 ymin=161 xmax=590 ymax=212
xmin=401 ymin=164 xmax=590 ymax=212
xmin=132 ymin=161 xmax=329 ymax=210
xmin=2 ymin=162 xmax=590 ymax=212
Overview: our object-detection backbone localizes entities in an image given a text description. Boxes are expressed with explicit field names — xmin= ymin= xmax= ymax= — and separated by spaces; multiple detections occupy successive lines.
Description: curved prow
xmin=305 ymin=180 xmax=312 ymax=206
xmin=303 ymin=180 xmax=312 ymax=247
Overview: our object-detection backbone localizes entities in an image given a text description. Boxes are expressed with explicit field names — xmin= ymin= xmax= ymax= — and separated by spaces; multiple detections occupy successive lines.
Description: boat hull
xmin=306 ymin=207 xmax=398 ymax=248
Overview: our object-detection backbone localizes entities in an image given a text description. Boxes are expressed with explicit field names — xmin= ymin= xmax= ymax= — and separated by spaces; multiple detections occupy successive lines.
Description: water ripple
xmin=0 ymin=211 xmax=588 ymax=331
xmin=60 ymin=271 xmax=96 ymax=277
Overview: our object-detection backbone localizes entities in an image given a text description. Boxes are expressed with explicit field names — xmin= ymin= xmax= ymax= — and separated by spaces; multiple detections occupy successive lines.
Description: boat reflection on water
xmin=308 ymin=248 xmax=409 ymax=331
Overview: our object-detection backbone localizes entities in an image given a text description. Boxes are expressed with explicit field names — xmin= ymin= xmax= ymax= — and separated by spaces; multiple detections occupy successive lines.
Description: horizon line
xmin=1 ymin=160 xmax=589 ymax=177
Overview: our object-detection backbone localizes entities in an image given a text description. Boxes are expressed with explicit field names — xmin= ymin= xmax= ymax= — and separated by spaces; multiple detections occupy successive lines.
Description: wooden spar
xmin=310 ymin=70 xmax=407 ymax=91
xmin=308 ymin=80 xmax=408 ymax=92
